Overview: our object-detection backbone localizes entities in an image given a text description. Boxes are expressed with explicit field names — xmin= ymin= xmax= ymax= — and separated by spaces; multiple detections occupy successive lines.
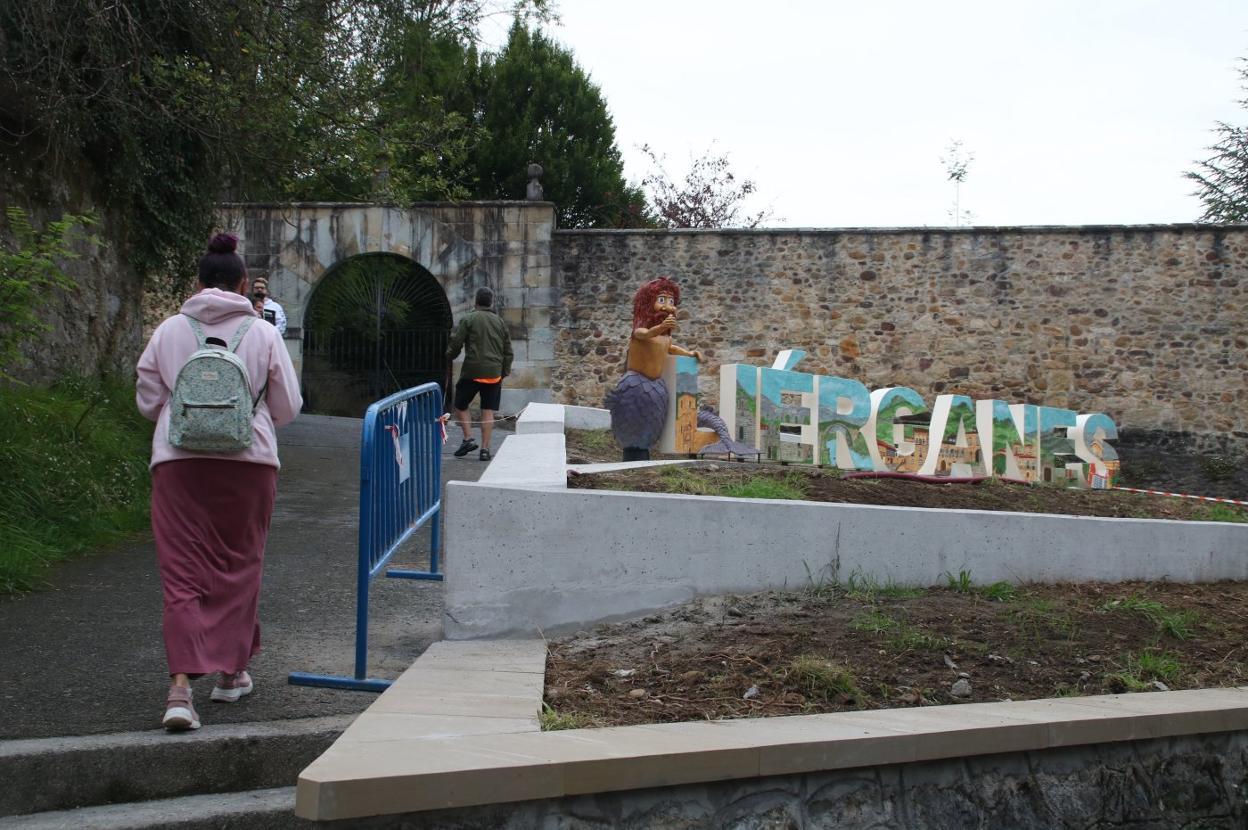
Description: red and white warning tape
xmin=1112 ymin=486 xmax=1248 ymax=508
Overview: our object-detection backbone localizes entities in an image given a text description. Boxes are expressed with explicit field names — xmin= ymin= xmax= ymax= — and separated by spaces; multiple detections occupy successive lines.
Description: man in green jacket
xmin=446 ymin=287 xmax=514 ymax=461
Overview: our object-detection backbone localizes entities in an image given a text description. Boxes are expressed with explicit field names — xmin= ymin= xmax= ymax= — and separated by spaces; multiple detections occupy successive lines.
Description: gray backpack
xmin=168 ymin=315 xmax=264 ymax=452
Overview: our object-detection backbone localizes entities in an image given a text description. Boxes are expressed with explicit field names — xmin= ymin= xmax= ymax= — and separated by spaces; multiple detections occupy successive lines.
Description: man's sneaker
xmin=163 ymin=685 xmax=201 ymax=731
xmin=479 ymin=448 xmax=492 ymax=462
xmin=453 ymin=439 xmax=478 ymax=458
xmin=211 ymin=670 xmax=254 ymax=703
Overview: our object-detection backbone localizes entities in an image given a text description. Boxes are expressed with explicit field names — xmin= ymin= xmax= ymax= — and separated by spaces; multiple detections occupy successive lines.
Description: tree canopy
xmin=1187 ymin=58 xmax=1248 ymax=223
xmin=0 ymin=1 xmax=565 ymax=279
xmin=473 ymin=22 xmax=648 ymax=228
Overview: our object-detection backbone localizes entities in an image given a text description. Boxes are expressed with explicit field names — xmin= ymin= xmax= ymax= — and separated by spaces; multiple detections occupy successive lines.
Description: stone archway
xmin=301 ymin=253 xmax=453 ymax=416
xmin=216 ymin=202 xmax=559 ymax=414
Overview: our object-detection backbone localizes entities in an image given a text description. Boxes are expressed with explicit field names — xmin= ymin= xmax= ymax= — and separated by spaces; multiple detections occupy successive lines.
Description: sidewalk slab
xmin=297 ymin=640 xmax=545 ymax=820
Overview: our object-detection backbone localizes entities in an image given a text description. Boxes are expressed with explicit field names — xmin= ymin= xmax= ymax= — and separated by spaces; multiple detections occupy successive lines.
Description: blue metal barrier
xmin=289 ymin=383 xmax=444 ymax=692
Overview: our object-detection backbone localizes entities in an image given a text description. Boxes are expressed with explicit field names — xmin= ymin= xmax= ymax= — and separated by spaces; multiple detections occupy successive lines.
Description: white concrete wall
xmin=444 ymin=482 xmax=1248 ymax=639
xmin=564 ymin=405 xmax=611 ymax=430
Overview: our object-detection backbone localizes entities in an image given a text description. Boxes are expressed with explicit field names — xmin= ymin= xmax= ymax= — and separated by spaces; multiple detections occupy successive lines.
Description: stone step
xmin=0 ymin=787 xmax=304 ymax=830
xmin=0 ymin=716 xmax=350 ymax=819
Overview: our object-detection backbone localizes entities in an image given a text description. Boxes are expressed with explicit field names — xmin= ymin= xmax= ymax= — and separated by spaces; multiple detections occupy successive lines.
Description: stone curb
xmin=0 ymin=787 xmax=304 ymax=830
xmin=0 ymin=716 xmax=351 ymax=818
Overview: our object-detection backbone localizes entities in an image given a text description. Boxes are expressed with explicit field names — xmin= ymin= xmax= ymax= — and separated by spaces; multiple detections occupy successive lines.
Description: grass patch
xmin=850 ymin=610 xmax=947 ymax=652
xmin=1101 ymin=595 xmax=1200 ymax=640
xmin=1008 ymin=596 xmax=1077 ymax=641
xmin=660 ymin=466 xmax=809 ymax=501
xmin=0 ymin=376 xmax=153 ymax=594
xmin=1194 ymin=503 xmax=1248 ymax=523
xmin=567 ymin=428 xmax=615 ymax=453
xmin=658 ymin=465 xmax=720 ymax=495
xmin=786 ymin=655 xmax=860 ymax=704
xmin=1105 ymin=650 xmax=1182 ymax=692
xmin=539 ymin=703 xmax=597 ymax=731
xmin=720 ymin=473 xmax=808 ymax=501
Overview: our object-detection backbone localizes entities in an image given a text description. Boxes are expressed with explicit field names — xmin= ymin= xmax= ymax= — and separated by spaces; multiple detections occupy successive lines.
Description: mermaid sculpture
xmin=605 ymin=277 xmax=702 ymax=460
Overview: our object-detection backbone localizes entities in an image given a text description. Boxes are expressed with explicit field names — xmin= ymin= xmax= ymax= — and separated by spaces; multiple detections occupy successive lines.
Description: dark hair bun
xmin=207 ymin=233 xmax=239 ymax=254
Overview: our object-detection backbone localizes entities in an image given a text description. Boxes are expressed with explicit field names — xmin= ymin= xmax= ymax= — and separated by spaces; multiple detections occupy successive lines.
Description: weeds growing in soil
xmin=721 ymin=473 xmax=808 ymax=501
xmin=844 ymin=569 xmax=925 ymax=602
xmin=1008 ymin=596 xmax=1077 ymax=643
xmin=659 ymin=466 xmax=720 ymax=495
xmin=851 ymin=610 xmax=947 ymax=651
xmin=787 ymin=656 xmax=860 ymax=704
xmin=1105 ymin=650 xmax=1182 ymax=691
xmin=978 ymin=581 xmax=1017 ymax=602
xmin=539 ymin=703 xmax=597 ymax=731
xmin=569 ymin=429 xmax=615 ymax=454
xmin=1101 ymin=595 xmax=1200 ymax=640
xmin=944 ymin=569 xmax=975 ymax=593
xmin=1195 ymin=503 xmax=1248 ymax=523
xmin=659 ymin=465 xmax=809 ymax=501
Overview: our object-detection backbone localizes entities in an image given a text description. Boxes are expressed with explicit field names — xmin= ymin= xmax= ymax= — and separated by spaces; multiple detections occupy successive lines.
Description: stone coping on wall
xmin=219 ymin=200 xmax=555 ymax=209
xmin=294 ymin=634 xmax=1248 ymax=823
xmin=554 ymin=222 xmax=1248 ymax=235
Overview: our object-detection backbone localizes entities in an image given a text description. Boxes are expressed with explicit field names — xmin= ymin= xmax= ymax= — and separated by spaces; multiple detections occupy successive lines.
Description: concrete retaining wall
xmin=444 ymin=481 xmax=1248 ymax=639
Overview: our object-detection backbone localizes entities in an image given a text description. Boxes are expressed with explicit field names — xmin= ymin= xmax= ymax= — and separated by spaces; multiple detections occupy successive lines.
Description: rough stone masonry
xmin=552 ymin=225 xmax=1248 ymax=455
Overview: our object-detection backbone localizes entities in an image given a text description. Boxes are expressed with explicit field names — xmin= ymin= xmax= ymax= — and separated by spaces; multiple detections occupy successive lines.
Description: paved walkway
xmin=0 ymin=415 xmax=502 ymax=740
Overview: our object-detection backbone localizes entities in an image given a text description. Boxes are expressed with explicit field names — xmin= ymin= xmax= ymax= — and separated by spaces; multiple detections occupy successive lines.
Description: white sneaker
xmin=210 ymin=670 xmax=254 ymax=703
xmin=163 ymin=686 xmax=201 ymax=731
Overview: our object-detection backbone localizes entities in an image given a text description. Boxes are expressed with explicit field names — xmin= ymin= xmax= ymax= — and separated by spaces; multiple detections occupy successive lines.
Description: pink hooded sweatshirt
xmin=137 ymin=288 xmax=303 ymax=469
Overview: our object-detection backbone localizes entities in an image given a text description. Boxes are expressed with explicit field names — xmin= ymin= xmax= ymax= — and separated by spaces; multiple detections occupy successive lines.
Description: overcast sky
xmin=487 ymin=1 xmax=1248 ymax=228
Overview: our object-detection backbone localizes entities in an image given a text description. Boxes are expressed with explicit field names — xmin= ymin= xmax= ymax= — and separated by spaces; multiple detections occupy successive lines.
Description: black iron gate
xmin=301 ymin=256 xmax=452 ymax=417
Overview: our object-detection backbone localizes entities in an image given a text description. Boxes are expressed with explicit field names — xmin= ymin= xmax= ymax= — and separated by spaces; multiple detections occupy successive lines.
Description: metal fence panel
xmin=289 ymin=382 xmax=444 ymax=692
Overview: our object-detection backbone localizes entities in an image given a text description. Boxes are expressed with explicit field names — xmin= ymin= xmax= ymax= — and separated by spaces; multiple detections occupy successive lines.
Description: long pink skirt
xmin=151 ymin=459 xmax=278 ymax=676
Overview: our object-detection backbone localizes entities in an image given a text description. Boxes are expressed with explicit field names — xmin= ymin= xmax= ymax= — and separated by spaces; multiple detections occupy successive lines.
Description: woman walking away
xmin=136 ymin=233 xmax=302 ymax=731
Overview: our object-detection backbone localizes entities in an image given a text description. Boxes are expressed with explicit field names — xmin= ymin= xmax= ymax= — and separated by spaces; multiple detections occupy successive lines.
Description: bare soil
xmin=544 ymin=582 xmax=1248 ymax=728
xmin=565 ymin=430 xmax=1248 ymax=523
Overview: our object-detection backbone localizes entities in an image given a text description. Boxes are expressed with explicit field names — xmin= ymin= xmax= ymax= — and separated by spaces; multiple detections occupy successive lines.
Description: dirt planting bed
xmin=566 ymin=431 xmax=1248 ymax=523
xmin=542 ymin=581 xmax=1248 ymax=729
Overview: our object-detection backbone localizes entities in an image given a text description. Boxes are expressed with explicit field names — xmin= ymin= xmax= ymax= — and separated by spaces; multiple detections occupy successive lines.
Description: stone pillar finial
xmin=526 ymin=163 xmax=544 ymax=201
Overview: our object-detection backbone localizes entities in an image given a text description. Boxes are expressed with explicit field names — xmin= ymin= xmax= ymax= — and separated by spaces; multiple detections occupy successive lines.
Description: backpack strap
xmin=183 ymin=315 xmax=209 ymax=349
xmin=227 ymin=316 xmax=257 ymax=352
xmin=225 ymin=316 xmax=270 ymax=408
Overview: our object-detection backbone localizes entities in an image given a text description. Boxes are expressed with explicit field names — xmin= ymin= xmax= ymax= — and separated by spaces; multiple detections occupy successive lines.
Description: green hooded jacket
xmin=446 ymin=308 xmax=513 ymax=379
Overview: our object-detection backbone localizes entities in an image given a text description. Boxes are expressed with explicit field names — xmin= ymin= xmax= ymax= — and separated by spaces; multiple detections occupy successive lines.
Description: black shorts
xmin=453 ymin=378 xmax=502 ymax=411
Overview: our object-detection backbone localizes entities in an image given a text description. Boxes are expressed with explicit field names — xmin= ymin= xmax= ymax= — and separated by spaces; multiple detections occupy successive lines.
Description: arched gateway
xmin=217 ymin=202 xmax=557 ymax=415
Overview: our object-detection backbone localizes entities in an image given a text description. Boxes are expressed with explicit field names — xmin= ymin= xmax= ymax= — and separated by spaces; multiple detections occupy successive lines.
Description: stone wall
xmin=346 ymin=730 xmax=1248 ymax=828
xmin=552 ymin=225 xmax=1248 ymax=453
xmin=3 ymin=191 xmax=144 ymax=384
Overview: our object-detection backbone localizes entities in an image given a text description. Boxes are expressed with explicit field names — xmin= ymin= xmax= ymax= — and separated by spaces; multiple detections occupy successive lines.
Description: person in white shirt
xmin=251 ymin=278 xmax=287 ymax=337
